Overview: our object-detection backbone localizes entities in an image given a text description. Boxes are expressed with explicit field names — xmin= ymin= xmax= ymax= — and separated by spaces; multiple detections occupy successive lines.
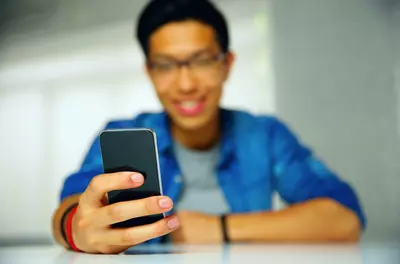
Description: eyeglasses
xmin=147 ymin=53 xmax=226 ymax=80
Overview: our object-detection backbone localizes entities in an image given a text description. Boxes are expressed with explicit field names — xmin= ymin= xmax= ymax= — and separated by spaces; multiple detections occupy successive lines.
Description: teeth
xmin=180 ymin=101 xmax=198 ymax=109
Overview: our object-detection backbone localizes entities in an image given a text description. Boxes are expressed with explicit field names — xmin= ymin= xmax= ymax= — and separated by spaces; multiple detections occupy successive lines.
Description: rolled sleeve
xmin=269 ymin=118 xmax=366 ymax=229
xmin=59 ymin=121 xmax=117 ymax=202
xmin=59 ymin=134 xmax=103 ymax=201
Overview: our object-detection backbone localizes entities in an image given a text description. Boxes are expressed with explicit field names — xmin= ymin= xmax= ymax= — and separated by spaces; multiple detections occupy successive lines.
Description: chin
xmin=173 ymin=114 xmax=211 ymax=131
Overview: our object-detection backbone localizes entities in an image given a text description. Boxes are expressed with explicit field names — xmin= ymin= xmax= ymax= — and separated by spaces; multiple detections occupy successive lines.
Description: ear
xmin=145 ymin=62 xmax=156 ymax=81
xmin=144 ymin=63 xmax=157 ymax=87
xmin=145 ymin=62 xmax=151 ymax=76
xmin=222 ymin=51 xmax=235 ymax=81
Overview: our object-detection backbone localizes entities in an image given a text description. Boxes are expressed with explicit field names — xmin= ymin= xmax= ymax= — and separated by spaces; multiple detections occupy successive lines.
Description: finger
xmin=89 ymin=196 xmax=174 ymax=227
xmin=80 ymin=172 xmax=144 ymax=209
xmin=98 ymin=215 xmax=180 ymax=246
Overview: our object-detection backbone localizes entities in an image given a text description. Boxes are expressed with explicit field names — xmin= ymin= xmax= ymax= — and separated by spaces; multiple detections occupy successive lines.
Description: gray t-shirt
xmin=173 ymin=141 xmax=230 ymax=214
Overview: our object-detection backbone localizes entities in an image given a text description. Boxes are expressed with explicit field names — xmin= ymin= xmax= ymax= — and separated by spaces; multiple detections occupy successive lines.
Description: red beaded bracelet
xmin=66 ymin=205 xmax=81 ymax=252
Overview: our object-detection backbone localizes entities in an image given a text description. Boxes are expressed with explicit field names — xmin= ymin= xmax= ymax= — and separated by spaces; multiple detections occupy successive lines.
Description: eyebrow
xmin=150 ymin=48 xmax=215 ymax=61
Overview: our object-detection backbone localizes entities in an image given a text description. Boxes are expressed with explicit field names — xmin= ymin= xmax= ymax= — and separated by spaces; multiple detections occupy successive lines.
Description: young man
xmin=52 ymin=0 xmax=366 ymax=254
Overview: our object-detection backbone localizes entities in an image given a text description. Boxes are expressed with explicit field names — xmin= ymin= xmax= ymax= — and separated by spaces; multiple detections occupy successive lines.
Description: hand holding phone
xmin=99 ymin=129 xmax=166 ymax=228
xmin=71 ymin=171 xmax=179 ymax=254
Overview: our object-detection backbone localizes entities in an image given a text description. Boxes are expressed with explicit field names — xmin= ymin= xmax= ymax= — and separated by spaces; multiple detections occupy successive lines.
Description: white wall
xmin=269 ymin=0 xmax=400 ymax=242
xmin=0 ymin=0 xmax=272 ymax=242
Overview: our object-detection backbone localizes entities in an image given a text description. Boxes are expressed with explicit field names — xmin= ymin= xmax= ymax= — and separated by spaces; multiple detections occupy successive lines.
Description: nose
xmin=176 ymin=66 xmax=196 ymax=93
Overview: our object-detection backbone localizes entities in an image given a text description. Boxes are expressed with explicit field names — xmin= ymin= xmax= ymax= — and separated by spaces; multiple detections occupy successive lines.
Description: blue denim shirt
xmin=61 ymin=109 xmax=366 ymax=233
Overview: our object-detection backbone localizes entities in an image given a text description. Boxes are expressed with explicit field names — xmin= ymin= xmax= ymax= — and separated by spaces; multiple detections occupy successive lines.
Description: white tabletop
xmin=0 ymin=243 xmax=399 ymax=264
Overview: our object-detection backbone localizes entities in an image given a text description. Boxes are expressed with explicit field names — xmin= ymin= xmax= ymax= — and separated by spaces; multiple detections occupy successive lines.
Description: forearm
xmin=51 ymin=194 xmax=80 ymax=248
xmin=227 ymin=198 xmax=361 ymax=243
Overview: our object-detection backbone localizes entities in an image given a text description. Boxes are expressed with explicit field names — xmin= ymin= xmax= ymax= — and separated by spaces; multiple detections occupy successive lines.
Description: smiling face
xmin=146 ymin=20 xmax=234 ymax=131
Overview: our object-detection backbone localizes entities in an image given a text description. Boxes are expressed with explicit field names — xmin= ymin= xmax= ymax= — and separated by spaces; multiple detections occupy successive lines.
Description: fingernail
xmin=167 ymin=217 xmax=179 ymax=229
xmin=131 ymin=173 xmax=143 ymax=183
xmin=158 ymin=197 xmax=172 ymax=209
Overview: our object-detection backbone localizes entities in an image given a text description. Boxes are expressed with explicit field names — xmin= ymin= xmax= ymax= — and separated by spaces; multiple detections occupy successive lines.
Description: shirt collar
xmin=151 ymin=111 xmax=174 ymax=155
xmin=218 ymin=109 xmax=235 ymax=169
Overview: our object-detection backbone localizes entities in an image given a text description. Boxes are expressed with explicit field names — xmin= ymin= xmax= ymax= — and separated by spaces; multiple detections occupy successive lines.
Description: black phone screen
xmin=99 ymin=129 xmax=164 ymax=228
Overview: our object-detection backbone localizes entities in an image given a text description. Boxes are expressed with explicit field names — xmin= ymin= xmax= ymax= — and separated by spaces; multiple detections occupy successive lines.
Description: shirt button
xmin=174 ymin=175 xmax=182 ymax=183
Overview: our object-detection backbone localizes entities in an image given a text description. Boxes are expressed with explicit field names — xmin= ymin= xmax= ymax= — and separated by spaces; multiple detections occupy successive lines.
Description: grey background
xmin=269 ymin=0 xmax=400 ymax=242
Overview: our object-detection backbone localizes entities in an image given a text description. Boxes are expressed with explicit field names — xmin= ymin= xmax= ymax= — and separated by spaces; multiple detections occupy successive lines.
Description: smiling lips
xmin=174 ymin=100 xmax=205 ymax=116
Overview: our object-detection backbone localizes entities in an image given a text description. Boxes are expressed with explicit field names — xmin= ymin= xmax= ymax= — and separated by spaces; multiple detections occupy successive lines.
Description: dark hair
xmin=136 ymin=0 xmax=230 ymax=57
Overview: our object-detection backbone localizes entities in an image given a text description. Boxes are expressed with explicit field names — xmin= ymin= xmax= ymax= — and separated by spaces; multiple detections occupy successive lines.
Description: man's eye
xmin=192 ymin=58 xmax=213 ymax=66
xmin=153 ymin=62 xmax=175 ymax=71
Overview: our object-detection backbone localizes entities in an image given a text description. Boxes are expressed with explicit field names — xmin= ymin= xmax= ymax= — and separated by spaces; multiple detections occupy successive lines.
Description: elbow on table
xmin=323 ymin=198 xmax=363 ymax=242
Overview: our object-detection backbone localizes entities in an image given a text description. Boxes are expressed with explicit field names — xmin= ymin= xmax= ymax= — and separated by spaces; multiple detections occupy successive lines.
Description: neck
xmin=171 ymin=112 xmax=220 ymax=151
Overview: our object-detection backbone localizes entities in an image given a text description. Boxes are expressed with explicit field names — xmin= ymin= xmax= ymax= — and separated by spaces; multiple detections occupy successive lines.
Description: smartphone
xmin=99 ymin=128 xmax=164 ymax=228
